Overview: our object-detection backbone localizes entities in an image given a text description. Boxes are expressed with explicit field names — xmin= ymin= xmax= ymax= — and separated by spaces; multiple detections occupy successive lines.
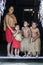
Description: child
xmin=30 ymin=22 xmax=41 ymax=57
xmin=21 ymin=21 xmax=31 ymax=57
xmin=12 ymin=24 xmax=22 ymax=56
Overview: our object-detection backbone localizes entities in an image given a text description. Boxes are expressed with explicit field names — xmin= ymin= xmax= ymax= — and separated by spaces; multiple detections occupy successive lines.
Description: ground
xmin=0 ymin=62 xmax=43 ymax=65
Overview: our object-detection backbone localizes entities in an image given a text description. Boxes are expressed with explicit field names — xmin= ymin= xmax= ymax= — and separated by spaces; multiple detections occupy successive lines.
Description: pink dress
xmin=12 ymin=39 xmax=20 ymax=49
xmin=6 ymin=27 xmax=15 ymax=43
xmin=12 ymin=33 xmax=22 ymax=49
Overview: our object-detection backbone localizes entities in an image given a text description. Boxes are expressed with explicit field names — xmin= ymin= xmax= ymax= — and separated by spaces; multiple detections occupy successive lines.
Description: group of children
xmin=3 ymin=6 xmax=41 ymax=57
xmin=10 ymin=21 xmax=41 ymax=57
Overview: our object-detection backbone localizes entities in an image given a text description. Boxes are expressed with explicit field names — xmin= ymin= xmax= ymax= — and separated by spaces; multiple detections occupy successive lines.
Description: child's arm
xmin=20 ymin=30 xmax=24 ymax=39
xmin=32 ymin=28 xmax=40 ymax=42
xmin=28 ymin=28 xmax=31 ymax=43
xmin=28 ymin=28 xmax=31 ymax=38
xmin=35 ymin=28 xmax=40 ymax=39
xmin=21 ymin=27 xmax=24 ymax=37
xmin=13 ymin=31 xmax=18 ymax=37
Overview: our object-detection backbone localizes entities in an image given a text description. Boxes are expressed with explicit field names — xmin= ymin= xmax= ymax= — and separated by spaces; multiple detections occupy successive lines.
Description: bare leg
xmin=36 ymin=51 xmax=39 ymax=57
xmin=11 ymin=48 xmax=13 ymax=55
xmin=24 ymin=51 xmax=26 ymax=57
xmin=15 ymin=48 xmax=17 ymax=56
xmin=25 ymin=52 xmax=26 ymax=55
xmin=28 ymin=51 xmax=30 ymax=56
xmin=7 ymin=42 xmax=11 ymax=56
xmin=17 ymin=49 xmax=19 ymax=56
xmin=27 ymin=52 xmax=30 ymax=56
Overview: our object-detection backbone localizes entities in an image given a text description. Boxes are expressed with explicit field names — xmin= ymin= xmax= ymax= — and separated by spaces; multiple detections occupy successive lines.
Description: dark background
xmin=0 ymin=0 xmax=43 ymax=56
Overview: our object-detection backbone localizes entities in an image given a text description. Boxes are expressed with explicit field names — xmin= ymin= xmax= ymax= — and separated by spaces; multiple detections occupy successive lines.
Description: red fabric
xmin=6 ymin=27 xmax=15 ymax=43
xmin=12 ymin=39 xmax=20 ymax=49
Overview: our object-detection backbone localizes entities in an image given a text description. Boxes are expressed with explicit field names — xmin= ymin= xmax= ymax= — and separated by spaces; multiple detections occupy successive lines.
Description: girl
xmin=3 ymin=6 xmax=17 ymax=56
xmin=30 ymin=22 xmax=41 ymax=57
xmin=12 ymin=24 xmax=22 ymax=56
xmin=21 ymin=21 xmax=31 ymax=57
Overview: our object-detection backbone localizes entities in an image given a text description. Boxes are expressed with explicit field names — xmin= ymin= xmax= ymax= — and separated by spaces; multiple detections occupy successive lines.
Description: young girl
xmin=21 ymin=21 xmax=31 ymax=57
xmin=3 ymin=6 xmax=17 ymax=56
xmin=12 ymin=24 xmax=22 ymax=56
xmin=30 ymin=22 xmax=41 ymax=57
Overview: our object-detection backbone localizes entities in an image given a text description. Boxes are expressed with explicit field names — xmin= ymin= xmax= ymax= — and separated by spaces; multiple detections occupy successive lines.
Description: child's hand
xmin=16 ymin=31 xmax=19 ymax=34
xmin=13 ymin=34 xmax=15 ymax=37
xmin=11 ymin=30 xmax=14 ymax=33
xmin=32 ymin=38 xmax=36 ymax=42
xmin=12 ymin=31 xmax=15 ymax=34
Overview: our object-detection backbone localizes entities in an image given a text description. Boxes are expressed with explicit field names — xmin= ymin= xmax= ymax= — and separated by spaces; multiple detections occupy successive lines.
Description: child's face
xmin=32 ymin=22 xmax=37 ymax=29
xmin=15 ymin=25 xmax=20 ymax=30
xmin=24 ymin=21 xmax=28 ymax=27
xmin=9 ymin=6 xmax=14 ymax=14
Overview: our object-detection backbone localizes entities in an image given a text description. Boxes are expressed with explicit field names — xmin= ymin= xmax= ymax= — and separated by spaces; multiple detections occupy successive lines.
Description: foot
xmin=11 ymin=54 xmax=14 ymax=57
xmin=7 ymin=54 xmax=11 ymax=57
xmin=15 ymin=55 xmax=20 ymax=57
xmin=26 ymin=54 xmax=31 ymax=57
xmin=23 ymin=55 xmax=27 ymax=57
xmin=36 ymin=55 xmax=39 ymax=57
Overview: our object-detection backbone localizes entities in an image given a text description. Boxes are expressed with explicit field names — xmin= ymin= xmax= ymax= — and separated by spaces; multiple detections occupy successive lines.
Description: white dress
xmin=30 ymin=38 xmax=41 ymax=55
xmin=20 ymin=37 xmax=30 ymax=52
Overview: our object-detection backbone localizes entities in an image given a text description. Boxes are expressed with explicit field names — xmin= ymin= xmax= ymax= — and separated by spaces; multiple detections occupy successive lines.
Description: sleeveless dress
xmin=12 ymin=33 xmax=22 ymax=49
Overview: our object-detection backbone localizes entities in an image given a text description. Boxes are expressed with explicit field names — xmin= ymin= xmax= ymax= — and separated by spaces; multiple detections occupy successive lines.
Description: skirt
xmin=20 ymin=38 xmax=30 ymax=52
xmin=12 ymin=39 xmax=20 ymax=49
xmin=6 ymin=27 xmax=15 ymax=43
xmin=30 ymin=38 xmax=41 ymax=55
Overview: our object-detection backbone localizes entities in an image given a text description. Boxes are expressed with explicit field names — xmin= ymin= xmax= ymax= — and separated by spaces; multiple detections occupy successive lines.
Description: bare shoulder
xmin=5 ymin=14 xmax=9 ymax=18
xmin=30 ymin=27 xmax=32 ymax=29
xmin=36 ymin=28 xmax=39 ymax=32
xmin=4 ymin=14 xmax=9 ymax=22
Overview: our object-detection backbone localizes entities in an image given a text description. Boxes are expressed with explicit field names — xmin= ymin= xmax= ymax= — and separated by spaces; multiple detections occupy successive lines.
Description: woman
xmin=3 ymin=6 xmax=17 ymax=56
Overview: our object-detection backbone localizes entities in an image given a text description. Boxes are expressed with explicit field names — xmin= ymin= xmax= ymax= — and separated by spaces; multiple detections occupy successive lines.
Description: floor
xmin=0 ymin=62 xmax=43 ymax=65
